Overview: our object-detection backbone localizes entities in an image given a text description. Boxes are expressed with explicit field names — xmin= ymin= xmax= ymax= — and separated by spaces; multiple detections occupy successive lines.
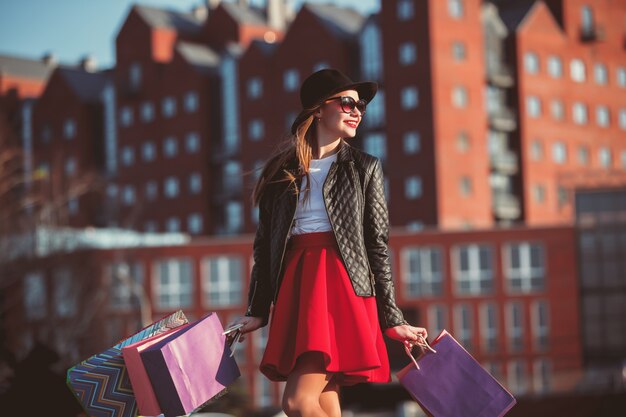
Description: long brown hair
xmin=251 ymin=111 xmax=319 ymax=207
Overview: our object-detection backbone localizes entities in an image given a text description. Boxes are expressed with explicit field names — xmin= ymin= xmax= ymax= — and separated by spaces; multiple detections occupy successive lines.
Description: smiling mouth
xmin=345 ymin=121 xmax=358 ymax=128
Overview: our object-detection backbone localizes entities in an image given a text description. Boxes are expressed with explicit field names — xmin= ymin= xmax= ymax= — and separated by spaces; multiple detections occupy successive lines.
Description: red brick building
xmin=2 ymin=224 xmax=582 ymax=407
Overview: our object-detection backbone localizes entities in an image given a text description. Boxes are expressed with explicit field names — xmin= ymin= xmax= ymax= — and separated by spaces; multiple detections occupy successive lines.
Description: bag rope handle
xmin=403 ymin=335 xmax=436 ymax=370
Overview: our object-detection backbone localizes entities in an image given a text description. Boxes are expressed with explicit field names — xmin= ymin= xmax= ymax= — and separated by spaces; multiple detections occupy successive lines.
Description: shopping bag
xmin=396 ymin=329 xmax=516 ymax=417
xmin=66 ymin=310 xmax=188 ymax=417
xmin=139 ymin=312 xmax=241 ymax=417
xmin=122 ymin=323 xmax=192 ymax=416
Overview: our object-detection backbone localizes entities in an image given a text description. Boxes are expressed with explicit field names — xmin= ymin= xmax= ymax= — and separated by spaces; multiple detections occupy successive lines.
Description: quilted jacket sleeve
xmin=363 ymin=158 xmax=407 ymax=330
xmin=245 ymin=191 xmax=273 ymax=326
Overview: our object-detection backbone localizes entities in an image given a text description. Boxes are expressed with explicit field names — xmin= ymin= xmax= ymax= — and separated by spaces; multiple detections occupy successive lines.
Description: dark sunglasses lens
xmin=340 ymin=97 xmax=367 ymax=114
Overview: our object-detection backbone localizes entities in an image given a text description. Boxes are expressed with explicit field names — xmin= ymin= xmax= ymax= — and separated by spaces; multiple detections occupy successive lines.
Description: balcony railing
xmin=492 ymin=193 xmax=521 ymax=220
xmin=490 ymin=151 xmax=518 ymax=175
xmin=488 ymin=107 xmax=517 ymax=132
xmin=486 ymin=64 xmax=514 ymax=88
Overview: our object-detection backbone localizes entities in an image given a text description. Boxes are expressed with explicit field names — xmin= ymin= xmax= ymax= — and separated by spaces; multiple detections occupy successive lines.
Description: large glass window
xmin=364 ymin=91 xmax=385 ymax=128
xmin=454 ymin=304 xmax=473 ymax=349
xmin=507 ymin=360 xmax=528 ymax=395
xmin=225 ymin=201 xmax=243 ymax=233
xmin=480 ymin=302 xmax=499 ymax=352
xmin=106 ymin=262 xmax=144 ymax=309
xmin=221 ymin=57 xmax=240 ymax=152
xmin=360 ymin=22 xmax=383 ymax=80
xmin=506 ymin=302 xmax=524 ymax=352
xmin=533 ymin=359 xmax=551 ymax=394
xmin=202 ymin=256 xmax=243 ymax=307
xmin=428 ymin=304 xmax=447 ymax=336
xmin=453 ymin=244 xmax=493 ymax=295
xmin=152 ymin=259 xmax=194 ymax=309
xmin=402 ymin=247 xmax=443 ymax=297
xmin=223 ymin=161 xmax=242 ymax=191
xmin=531 ymin=300 xmax=549 ymax=351
xmin=504 ymin=242 xmax=545 ymax=293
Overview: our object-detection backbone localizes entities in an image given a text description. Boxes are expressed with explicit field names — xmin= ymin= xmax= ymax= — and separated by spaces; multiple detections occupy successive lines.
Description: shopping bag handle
xmin=404 ymin=335 xmax=436 ymax=370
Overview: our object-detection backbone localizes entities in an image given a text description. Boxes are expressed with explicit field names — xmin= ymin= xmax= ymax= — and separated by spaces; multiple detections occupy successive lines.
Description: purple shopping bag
xmin=396 ymin=330 xmax=516 ymax=417
xmin=140 ymin=312 xmax=240 ymax=417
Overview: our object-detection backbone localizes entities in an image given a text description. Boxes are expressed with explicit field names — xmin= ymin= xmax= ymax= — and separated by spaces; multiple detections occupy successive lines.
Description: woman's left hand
xmin=384 ymin=324 xmax=428 ymax=348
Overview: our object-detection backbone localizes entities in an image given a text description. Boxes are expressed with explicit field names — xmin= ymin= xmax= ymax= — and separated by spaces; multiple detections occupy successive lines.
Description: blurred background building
xmin=1 ymin=0 xmax=625 ymax=415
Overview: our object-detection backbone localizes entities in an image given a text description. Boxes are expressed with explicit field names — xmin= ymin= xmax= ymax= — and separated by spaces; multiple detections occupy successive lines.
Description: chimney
xmin=192 ymin=4 xmax=208 ymax=21
xmin=41 ymin=52 xmax=57 ymax=67
xmin=79 ymin=55 xmax=97 ymax=72
xmin=267 ymin=0 xmax=285 ymax=31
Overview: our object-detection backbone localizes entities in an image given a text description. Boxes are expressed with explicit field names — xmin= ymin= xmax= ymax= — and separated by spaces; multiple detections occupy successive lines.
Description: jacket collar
xmin=336 ymin=139 xmax=354 ymax=164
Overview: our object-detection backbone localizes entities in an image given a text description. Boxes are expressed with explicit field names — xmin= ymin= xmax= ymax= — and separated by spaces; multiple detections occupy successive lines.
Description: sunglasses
xmin=325 ymin=96 xmax=367 ymax=115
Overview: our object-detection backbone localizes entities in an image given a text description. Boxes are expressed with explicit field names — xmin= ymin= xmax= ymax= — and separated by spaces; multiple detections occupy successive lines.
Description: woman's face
xmin=316 ymin=89 xmax=363 ymax=139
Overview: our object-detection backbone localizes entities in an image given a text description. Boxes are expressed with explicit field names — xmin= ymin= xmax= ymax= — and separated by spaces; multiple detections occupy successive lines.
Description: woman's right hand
xmin=226 ymin=316 xmax=264 ymax=342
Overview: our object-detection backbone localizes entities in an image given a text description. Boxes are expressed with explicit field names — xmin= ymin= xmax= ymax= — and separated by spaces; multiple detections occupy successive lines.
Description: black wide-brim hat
xmin=290 ymin=68 xmax=378 ymax=134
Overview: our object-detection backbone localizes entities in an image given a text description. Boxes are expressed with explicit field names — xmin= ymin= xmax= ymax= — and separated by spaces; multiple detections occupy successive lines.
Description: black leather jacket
xmin=245 ymin=140 xmax=407 ymax=330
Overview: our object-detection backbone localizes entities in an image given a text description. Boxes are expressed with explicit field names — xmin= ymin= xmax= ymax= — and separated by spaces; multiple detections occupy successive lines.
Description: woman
xmin=229 ymin=69 xmax=428 ymax=417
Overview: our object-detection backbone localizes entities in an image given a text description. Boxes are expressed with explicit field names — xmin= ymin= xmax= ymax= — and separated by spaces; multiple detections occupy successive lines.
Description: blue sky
xmin=0 ymin=0 xmax=379 ymax=69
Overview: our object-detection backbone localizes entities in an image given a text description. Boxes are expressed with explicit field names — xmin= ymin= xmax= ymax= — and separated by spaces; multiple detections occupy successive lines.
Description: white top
xmin=291 ymin=153 xmax=337 ymax=235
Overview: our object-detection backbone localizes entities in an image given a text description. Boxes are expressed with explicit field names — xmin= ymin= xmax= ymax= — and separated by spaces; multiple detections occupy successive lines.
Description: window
xmin=53 ymin=268 xmax=76 ymax=317
xmin=63 ymin=119 xmax=76 ymax=139
xmin=531 ymin=301 xmax=549 ymax=351
xmin=506 ymin=302 xmax=524 ymax=352
xmin=188 ymin=213 xmax=203 ymax=234
xmin=144 ymin=221 xmax=157 ymax=233
xmin=142 ymin=141 xmax=156 ymax=162
xmin=129 ymin=62 xmax=141 ymax=90
xmin=596 ymin=106 xmax=610 ymax=127
xmin=399 ymin=42 xmax=417 ymax=65
xmin=599 ymin=147 xmax=612 ymax=168
xmin=456 ymin=131 xmax=470 ymax=152
xmin=570 ymin=59 xmax=586 ymax=82
xmin=448 ymin=0 xmax=464 ymax=19
xmin=247 ymin=77 xmax=263 ymax=99
xmin=454 ymin=304 xmax=473 ymax=349
xmin=221 ymin=57 xmax=240 ymax=152
xmin=452 ymin=42 xmax=466 ymax=60
xmin=459 ymin=176 xmax=472 ymax=196
xmin=581 ymin=5 xmax=594 ymax=33
xmin=524 ymin=52 xmax=539 ymax=74
xmin=364 ymin=91 xmax=385 ymax=127
xmin=224 ymin=161 xmax=242 ymax=191
xmin=547 ymin=56 xmax=562 ymax=78
xmin=145 ymin=181 xmax=158 ymax=200
xmin=202 ymin=256 xmax=243 ymax=307
xmin=402 ymin=247 xmax=443 ymax=297
xmin=122 ymin=185 xmax=135 ymax=205
xmin=550 ymin=100 xmax=564 ymax=120
xmin=621 ymin=150 xmax=626 ymax=169
xmin=405 ymin=176 xmax=422 ymax=199
xmin=152 ymin=259 xmax=194 ymax=309
xmin=106 ymin=262 xmax=144 ymax=309
xmin=532 ymin=184 xmax=545 ymax=203
xmin=141 ymin=101 xmax=154 ymax=122
xmin=189 ymin=172 xmax=202 ymax=194
xmin=185 ymin=132 xmax=200 ymax=153
xmin=594 ymin=63 xmax=608 ymax=85
xmin=40 ymin=123 xmax=52 ymax=143
xmin=164 ymin=176 xmax=179 ymax=198
xmin=248 ymin=119 xmax=264 ymax=141
xmin=572 ymin=102 xmax=588 ymax=124
xmin=24 ymin=272 xmax=46 ymax=320
xmin=428 ymin=305 xmax=447 ymax=336
xmin=360 ymin=23 xmax=383 ymax=80
xmin=397 ymin=0 xmax=414 ymax=21
xmin=480 ymin=303 xmax=499 ymax=352
xmin=452 ymin=85 xmax=468 ymax=108
xmin=183 ymin=91 xmax=199 ymax=113
xmin=166 ymin=217 xmax=180 ymax=232
xmin=504 ymin=243 xmax=545 ymax=293
xmin=533 ymin=359 xmax=551 ymax=394
xmin=68 ymin=198 xmax=78 ymax=215
xmin=619 ymin=109 xmax=626 ymax=130
xmin=163 ymin=136 xmax=178 ymax=158
xmin=225 ymin=201 xmax=243 ymax=233
xmin=161 ymin=96 xmax=177 ymax=118
xmin=403 ymin=131 xmax=421 ymax=154
xmin=454 ymin=244 xmax=493 ymax=295
xmin=526 ymin=96 xmax=541 ymax=118
xmin=578 ymin=146 xmax=589 ymax=165
xmin=401 ymin=86 xmax=419 ymax=109
xmin=64 ymin=157 xmax=77 ymax=176
xmin=507 ymin=360 xmax=528 ymax=395
xmin=618 ymin=67 xmax=626 ymax=87
xmin=530 ymin=140 xmax=543 ymax=161
xmin=121 ymin=146 xmax=134 ymax=166
xmin=364 ymin=133 xmax=386 ymax=161
xmin=119 ymin=106 xmax=133 ymax=127
xmin=552 ymin=142 xmax=567 ymax=164
xmin=283 ymin=68 xmax=299 ymax=92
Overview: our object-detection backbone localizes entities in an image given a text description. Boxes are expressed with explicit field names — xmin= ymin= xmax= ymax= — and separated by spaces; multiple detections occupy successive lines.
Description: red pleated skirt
xmin=260 ymin=231 xmax=390 ymax=386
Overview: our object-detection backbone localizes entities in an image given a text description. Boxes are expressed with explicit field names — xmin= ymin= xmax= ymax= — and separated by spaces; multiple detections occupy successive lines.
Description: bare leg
xmin=282 ymin=352 xmax=332 ymax=417
xmin=319 ymin=377 xmax=341 ymax=417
